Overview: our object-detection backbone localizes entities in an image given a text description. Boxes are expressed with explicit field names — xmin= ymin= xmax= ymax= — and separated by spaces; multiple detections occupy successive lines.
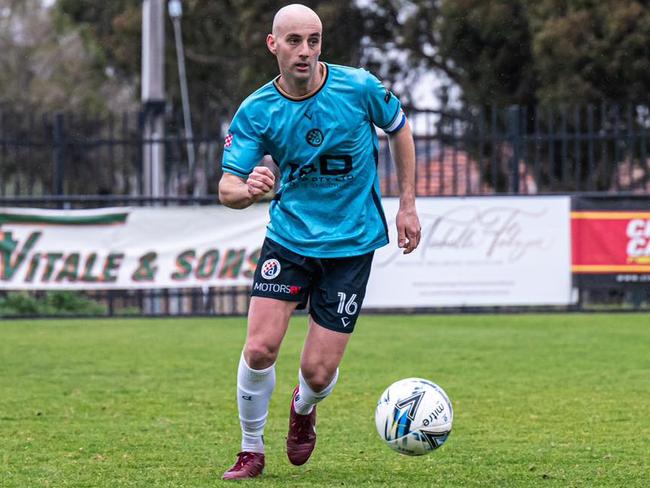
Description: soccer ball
xmin=375 ymin=378 xmax=453 ymax=456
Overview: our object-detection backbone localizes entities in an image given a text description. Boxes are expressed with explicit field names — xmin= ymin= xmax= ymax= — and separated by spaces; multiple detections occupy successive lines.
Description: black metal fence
xmin=1 ymin=282 xmax=647 ymax=318
xmin=1 ymin=104 xmax=650 ymax=316
xmin=2 ymin=104 xmax=649 ymax=198
xmin=0 ymin=107 xmax=225 ymax=198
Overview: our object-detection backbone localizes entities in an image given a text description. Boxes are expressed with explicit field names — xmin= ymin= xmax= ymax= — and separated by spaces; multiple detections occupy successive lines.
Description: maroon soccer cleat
xmin=222 ymin=451 xmax=265 ymax=480
xmin=286 ymin=385 xmax=317 ymax=466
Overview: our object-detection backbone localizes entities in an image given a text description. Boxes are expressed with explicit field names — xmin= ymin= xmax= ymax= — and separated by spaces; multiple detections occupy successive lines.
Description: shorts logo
xmin=253 ymin=282 xmax=301 ymax=295
xmin=289 ymin=286 xmax=301 ymax=295
xmin=306 ymin=128 xmax=324 ymax=147
xmin=261 ymin=259 xmax=281 ymax=280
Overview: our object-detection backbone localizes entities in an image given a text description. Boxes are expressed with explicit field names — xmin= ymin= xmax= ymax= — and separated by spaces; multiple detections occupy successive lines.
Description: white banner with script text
xmin=364 ymin=196 xmax=573 ymax=307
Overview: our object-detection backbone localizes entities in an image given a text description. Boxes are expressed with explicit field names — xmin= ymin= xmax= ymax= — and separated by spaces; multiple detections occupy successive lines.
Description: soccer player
xmin=219 ymin=3 xmax=421 ymax=480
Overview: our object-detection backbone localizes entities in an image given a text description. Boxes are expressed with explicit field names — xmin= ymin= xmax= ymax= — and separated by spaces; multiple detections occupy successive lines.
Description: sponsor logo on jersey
xmin=384 ymin=88 xmax=391 ymax=103
xmin=306 ymin=128 xmax=324 ymax=147
xmin=260 ymin=258 xmax=281 ymax=280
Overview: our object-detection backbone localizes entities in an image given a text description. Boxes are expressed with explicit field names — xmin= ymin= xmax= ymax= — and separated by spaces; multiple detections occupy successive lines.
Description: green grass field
xmin=1 ymin=314 xmax=648 ymax=487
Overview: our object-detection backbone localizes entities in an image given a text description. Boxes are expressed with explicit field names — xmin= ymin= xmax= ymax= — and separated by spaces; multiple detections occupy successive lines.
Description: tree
xmin=54 ymin=0 xmax=367 ymax=117
xmin=531 ymin=0 xmax=650 ymax=105
xmin=0 ymin=0 xmax=134 ymax=113
xmin=366 ymin=0 xmax=650 ymax=109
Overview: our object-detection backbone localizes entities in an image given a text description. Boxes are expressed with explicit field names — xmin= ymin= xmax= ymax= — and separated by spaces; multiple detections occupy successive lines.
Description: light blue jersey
xmin=222 ymin=63 xmax=406 ymax=258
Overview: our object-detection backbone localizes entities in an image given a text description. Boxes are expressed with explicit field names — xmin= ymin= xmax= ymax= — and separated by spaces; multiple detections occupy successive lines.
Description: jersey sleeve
xmin=365 ymin=72 xmax=406 ymax=134
xmin=221 ymin=104 xmax=265 ymax=179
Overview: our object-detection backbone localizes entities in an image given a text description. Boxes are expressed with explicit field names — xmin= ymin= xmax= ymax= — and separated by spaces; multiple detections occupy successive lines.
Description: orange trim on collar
xmin=274 ymin=62 xmax=328 ymax=101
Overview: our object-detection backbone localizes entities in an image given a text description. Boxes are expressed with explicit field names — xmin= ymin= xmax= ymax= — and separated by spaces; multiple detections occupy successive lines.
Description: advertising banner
xmin=364 ymin=196 xmax=574 ymax=307
xmin=572 ymin=196 xmax=650 ymax=287
xmin=0 ymin=206 xmax=268 ymax=290
xmin=1 ymin=198 xmax=574 ymax=307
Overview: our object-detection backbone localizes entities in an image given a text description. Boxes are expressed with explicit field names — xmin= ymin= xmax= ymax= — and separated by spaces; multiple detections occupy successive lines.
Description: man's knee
xmin=301 ymin=363 xmax=336 ymax=392
xmin=244 ymin=342 xmax=278 ymax=369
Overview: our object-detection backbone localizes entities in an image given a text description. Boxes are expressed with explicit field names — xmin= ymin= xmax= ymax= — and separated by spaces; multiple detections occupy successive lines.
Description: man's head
xmin=267 ymin=4 xmax=322 ymax=89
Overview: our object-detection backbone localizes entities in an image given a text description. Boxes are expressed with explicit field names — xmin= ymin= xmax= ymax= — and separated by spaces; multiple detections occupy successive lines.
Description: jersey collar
xmin=273 ymin=62 xmax=329 ymax=102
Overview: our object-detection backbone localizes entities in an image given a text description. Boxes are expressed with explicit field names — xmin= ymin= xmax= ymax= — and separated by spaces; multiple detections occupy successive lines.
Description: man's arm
xmin=218 ymin=166 xmax=275 ymax=209
xmin=387 ymin=121 xmax=421 ymax=254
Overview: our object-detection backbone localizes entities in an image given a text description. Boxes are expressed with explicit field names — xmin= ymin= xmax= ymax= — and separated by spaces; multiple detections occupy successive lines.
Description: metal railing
xmin=2 ymin=103 xmax=650 ymax=316
xmin=1 ymin=104 xmax=649 ymax=198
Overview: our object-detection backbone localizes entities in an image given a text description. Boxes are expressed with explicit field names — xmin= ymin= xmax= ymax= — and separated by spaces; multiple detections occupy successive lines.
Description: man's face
xmin=268 ymin=23 xmax=322 ymax=83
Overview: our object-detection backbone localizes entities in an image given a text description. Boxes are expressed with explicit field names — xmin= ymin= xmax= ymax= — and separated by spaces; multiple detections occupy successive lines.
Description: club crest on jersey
xmin=224 ymin=132 xmax=234 ymax=148
xmin=306 ymin=128 xmax=324 ymax=147
xmin=260 ymin=259 xmax=281 ymax=280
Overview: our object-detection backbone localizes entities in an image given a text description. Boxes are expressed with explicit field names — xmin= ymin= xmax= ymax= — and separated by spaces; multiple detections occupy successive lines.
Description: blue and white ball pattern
xmin=375 ymin=378 xmax=453 ymax=456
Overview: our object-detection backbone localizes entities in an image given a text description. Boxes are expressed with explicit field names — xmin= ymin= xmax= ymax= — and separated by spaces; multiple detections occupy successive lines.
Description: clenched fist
xmin=247 ymin=166 xmax=276 ymax=199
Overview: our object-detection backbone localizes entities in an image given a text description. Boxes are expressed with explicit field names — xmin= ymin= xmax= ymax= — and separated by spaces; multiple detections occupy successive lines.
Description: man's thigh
xmin=245 ymin=297 xmax=298 ymax=361
xmin=244 ymin=238 xmax=315 ymax=366
xmin=308 ymin=251 xmax=374 ymax=334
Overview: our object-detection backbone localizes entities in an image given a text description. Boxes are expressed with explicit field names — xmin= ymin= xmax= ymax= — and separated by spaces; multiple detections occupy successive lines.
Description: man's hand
xmin=246 ymin=166 xmax=275 ymax=200
xmin=218 ymin=166 xmax=275 ymax=209
xmin=396 ymin=205 xmax=421 ymax=254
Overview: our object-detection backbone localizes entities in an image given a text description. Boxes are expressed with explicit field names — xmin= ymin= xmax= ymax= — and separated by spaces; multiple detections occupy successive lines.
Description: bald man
xmin=220 ymin=4 xmax=420 ymax=479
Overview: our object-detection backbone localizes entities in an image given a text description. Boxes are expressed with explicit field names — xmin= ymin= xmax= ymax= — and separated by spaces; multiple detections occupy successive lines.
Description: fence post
xmin=506 ymin=105 xmax=521 ymax=194
xmin=53 ymin=112 xmax=66 ymax=196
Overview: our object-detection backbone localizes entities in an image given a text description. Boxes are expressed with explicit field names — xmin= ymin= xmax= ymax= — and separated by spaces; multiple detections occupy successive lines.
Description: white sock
xmin=294 ymin=368 xmax=339 ymax=415
xmin=237 ymin=353 xmax=275 ymax=453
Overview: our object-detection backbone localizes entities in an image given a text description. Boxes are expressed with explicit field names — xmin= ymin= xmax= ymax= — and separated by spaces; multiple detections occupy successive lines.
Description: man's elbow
xmin=218 ymin=178 xmax=236 ymax=207
xmin=218 ymin=180 xmax=250 ymax=209
xmin=217 ymin=177 xmax=226 ymax=200
xmin=218 ymin=188 xmax=238 ymax=208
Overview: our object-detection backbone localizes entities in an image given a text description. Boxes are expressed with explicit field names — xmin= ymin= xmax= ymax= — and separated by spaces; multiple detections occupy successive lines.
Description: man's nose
xmin=298 ymin=40 xmax=310 ymax=56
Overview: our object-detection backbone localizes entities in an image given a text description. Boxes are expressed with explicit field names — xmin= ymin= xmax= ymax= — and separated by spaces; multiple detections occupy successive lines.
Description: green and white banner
xmin=0 ymin=206 xmax=267 ymax=290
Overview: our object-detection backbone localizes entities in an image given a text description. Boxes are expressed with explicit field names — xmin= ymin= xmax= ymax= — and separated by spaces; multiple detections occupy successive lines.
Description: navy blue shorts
xmin=250 ymin=238 xmax=374 ymax=333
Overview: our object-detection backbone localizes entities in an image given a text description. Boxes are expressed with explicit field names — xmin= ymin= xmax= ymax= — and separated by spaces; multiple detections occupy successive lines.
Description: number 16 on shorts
xmin=337 ymin=292 xmax=358 ymax=328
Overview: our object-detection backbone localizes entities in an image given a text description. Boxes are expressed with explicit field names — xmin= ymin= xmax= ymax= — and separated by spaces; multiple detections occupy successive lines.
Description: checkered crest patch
xmin=224 ymin=133 xmax=234 ymax=148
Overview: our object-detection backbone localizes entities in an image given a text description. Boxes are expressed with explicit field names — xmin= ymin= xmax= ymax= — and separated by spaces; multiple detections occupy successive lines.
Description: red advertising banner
xmin=572 ymin=195 xmax=650 ymax=287
xmin=572 ymin=211 xmax=650 ymax=274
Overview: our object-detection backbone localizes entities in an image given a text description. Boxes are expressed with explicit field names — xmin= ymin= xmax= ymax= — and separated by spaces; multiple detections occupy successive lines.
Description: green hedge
xmin=0 ymin=291 xmax=106 ymax=317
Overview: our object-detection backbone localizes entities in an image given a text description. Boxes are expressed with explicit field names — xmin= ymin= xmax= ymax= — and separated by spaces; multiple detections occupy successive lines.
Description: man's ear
xmin=266 ymin=34 xmax=277 ymax=55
